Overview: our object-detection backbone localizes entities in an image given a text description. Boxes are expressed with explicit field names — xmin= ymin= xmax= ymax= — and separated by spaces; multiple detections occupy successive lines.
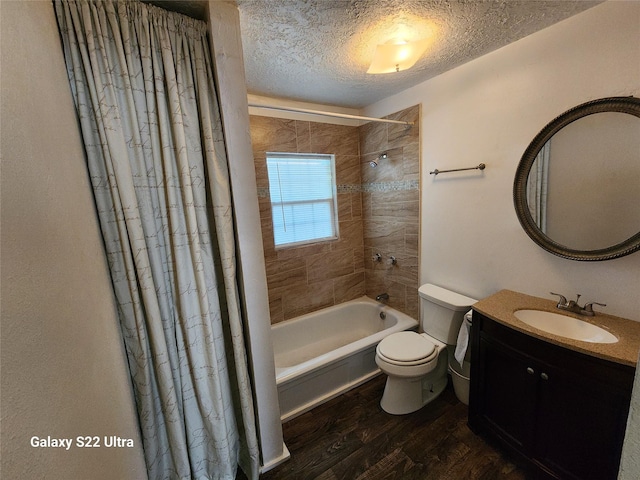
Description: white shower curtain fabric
xmin=54 ymin=1 xmax=259 ymax=478
xmin=526 ymin=141 xmax=550 ymax=233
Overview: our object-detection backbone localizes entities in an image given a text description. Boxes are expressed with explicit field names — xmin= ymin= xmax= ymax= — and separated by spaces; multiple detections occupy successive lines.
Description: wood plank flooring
xmin=260 ymin=374 xmax=530 ymax=479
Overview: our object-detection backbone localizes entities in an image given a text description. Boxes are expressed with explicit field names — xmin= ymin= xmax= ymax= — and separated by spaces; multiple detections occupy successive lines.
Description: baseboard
xmin=260 ymin=443 xmax=291 ymax=474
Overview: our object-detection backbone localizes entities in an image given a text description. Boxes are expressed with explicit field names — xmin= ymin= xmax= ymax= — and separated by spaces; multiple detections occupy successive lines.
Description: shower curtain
xmin=527 ymin=141 xmax=550 ymax=233
xmin=54 ymin=1 xmax=259 ymax=478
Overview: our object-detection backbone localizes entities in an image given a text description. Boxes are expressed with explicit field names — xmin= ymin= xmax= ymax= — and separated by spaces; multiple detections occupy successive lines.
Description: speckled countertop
xmin=473 ymin=290 xmax=640 ymax=367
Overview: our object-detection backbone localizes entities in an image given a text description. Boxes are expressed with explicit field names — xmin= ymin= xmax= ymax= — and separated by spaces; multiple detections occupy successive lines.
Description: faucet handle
xmin=550 ymin=292 xmax=568 ymax=306
xmin=583 ymin=302 xmax=607 ymax=316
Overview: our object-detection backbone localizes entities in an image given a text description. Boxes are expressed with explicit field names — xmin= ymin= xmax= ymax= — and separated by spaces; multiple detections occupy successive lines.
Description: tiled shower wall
xmin=250 ymin=116 xmax=365 ymax=323
xmin=250 ymin=105 xmax=420 ymax=323
xmin=361 ymin=105 xmax=420 ymax=319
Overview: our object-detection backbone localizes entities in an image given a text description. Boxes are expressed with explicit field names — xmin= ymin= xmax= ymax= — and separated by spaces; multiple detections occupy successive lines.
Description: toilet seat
xmin=377 ymin=331 xmax=438 ymax=366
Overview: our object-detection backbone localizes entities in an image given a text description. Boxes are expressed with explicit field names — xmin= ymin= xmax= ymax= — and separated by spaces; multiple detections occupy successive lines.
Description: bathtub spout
xmin=376 ymin=293 xmax=389 ymax=302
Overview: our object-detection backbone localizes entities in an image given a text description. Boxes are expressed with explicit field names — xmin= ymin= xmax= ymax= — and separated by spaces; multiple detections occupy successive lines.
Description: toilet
xmin=375 ymin=283 xmax=477 ymax=415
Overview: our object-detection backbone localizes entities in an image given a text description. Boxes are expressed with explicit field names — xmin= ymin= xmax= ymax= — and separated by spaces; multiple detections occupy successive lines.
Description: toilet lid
xmin=377 ymin=331 xmax=436 ymax=362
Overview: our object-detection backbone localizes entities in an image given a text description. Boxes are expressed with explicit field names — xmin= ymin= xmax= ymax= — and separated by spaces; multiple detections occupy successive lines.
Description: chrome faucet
xmin=550 ymin=292 xmax=606 ymax=316
xmin=376 ymin=293 xmax=389 ymax=302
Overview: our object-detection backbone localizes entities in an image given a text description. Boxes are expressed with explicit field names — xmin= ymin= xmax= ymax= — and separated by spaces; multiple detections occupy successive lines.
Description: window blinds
xmin=266 ymin=153 xmax=339 ymax=247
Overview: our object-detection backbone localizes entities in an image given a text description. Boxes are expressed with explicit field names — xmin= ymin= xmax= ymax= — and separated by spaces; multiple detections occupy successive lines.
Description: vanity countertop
xmin=473 ymin=289 xmax=640 ymax=367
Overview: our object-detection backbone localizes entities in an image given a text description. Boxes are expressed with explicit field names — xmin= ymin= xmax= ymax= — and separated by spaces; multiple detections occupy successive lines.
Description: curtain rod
xmin=247 ymin=103 xmax=414 ymax=126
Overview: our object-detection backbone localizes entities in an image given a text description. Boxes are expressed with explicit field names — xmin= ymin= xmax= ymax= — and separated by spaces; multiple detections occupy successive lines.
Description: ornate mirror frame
xmin=513 ymin=96 xmax=640 ymax=261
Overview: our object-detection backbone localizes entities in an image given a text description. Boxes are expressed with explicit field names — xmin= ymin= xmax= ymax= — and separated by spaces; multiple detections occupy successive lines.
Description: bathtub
xmin=271 ymin=296 xmax=418 ymax=422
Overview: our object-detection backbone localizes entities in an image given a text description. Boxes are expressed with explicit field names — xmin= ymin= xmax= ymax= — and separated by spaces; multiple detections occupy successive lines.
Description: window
xmin=266 ymin=152 xmax=339 ymax=248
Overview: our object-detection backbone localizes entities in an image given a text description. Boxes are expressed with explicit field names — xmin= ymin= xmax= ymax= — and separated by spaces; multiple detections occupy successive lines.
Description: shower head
xmin=369 ymin=152 xmax=388 ymax=168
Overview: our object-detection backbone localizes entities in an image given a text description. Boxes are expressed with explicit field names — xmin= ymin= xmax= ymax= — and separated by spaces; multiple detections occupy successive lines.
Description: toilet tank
xmin=419 ymin=284 xmax=477 ymax=344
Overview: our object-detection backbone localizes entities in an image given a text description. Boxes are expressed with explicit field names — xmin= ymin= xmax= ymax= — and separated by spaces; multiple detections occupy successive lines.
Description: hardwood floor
xmin=260 ymin=374 xmax=530 ymax=479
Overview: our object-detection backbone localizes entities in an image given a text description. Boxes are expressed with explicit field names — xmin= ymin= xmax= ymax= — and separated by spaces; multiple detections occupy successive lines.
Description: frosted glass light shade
xmin=367 ymin=38 xmax=430 ymax=74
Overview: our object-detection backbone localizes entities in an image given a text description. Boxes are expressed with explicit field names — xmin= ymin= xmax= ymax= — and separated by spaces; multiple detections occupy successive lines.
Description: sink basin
xmin=513 ymin=309 xmax=618 ymax=344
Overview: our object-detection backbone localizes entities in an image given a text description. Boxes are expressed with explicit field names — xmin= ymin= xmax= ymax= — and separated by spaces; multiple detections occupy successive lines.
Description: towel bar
xmin=430 ymin=163 xmax=486 ymax=175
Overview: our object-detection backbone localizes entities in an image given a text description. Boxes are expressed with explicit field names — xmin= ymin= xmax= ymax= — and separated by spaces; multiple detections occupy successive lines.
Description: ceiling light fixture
xmin=367 ymin=38 xmax=430 ymax=74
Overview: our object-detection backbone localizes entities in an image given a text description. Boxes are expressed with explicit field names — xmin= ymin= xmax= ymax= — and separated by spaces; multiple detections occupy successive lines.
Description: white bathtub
xmin=271 ymin=296 xmax=418 ymax=422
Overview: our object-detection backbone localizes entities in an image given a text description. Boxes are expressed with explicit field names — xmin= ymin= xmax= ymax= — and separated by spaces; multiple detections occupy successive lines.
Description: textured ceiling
xmin=146 ymin=1 xmax=602 ymax=109
xmin=236 ymin=0 xmax=602 ymax=108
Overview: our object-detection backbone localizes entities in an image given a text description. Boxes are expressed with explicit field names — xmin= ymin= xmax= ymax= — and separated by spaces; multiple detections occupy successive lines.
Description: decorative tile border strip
xmin=257 ymin=180 xmax=418 ymax=198
xmin=336 ymin=184 xmax=361 ymax=194
xmin=361 ymin=180 xmax=419 ymax=193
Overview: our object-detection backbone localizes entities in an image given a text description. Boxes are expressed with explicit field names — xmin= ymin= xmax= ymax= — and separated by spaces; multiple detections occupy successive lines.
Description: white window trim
xmin=266 ymin=152 xmax=340 ymax=249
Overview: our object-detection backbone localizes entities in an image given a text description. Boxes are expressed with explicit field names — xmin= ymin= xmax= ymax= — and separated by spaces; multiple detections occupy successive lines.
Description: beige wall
xmin=364 ymin=1 xmax=640 ymax=322
xmin=361 ymin=3 xmax=639 ymax=477
xmin=250 ymin=105 xmax=420 ymax=323
xmin=0 ymin=2 xmax=146 ymax=478
xmin=545 ymin=112 xmax=640 ymax=250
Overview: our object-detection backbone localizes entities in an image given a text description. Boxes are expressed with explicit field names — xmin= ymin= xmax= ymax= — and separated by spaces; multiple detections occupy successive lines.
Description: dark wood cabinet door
xmin=477 ymin=337 xmax=538 ymax=452
xmin=534 ymin=361 xmax=630 ymax=480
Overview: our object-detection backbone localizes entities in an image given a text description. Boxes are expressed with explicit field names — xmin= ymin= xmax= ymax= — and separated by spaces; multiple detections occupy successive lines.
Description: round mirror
xmin=514 ymin=96 xmax=640 ymax=261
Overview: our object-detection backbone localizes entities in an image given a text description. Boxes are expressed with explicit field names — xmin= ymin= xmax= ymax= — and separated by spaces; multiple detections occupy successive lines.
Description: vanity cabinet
xmin=469 ymin=311 xmax=634 ymax=480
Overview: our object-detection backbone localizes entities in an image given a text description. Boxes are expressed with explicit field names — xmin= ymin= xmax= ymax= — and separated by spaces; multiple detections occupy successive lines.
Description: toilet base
xmin=379 ymin=369 xmax=448 ymax=415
